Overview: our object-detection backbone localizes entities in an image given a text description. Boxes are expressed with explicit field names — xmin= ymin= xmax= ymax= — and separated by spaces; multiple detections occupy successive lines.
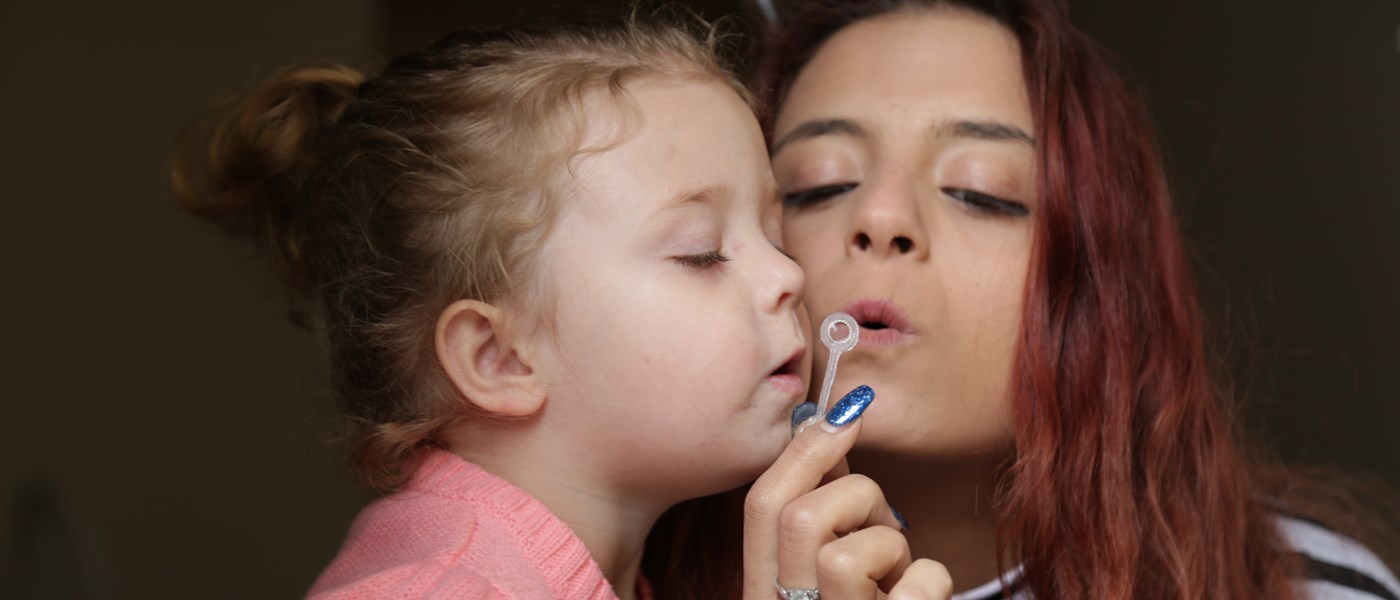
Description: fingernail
xmin=890 ymin=505 xmax=910 ymax=531
xmin=790 ymin=402 xmax=818 ymax=433
xmin=823 ymin=385 xmax=874 ymax=427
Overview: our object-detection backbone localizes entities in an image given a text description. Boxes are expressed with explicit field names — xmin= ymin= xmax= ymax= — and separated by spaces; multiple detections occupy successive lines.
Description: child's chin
xmin=656 ymin=425 xmax=790 ymax=496
xmin=715 ymin=438 xmax=790 ymax=488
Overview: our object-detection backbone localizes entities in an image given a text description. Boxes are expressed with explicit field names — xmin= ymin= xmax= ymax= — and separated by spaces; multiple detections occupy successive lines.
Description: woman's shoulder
xmin=1275 ymin=513 xmax=1400 ymax=600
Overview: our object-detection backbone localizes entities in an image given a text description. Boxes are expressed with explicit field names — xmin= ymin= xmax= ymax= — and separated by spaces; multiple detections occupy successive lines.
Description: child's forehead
xmin=562 ymin=74 xmax=745 ymax=150
xmin=554 ymin=77 xmax=766 ymax=205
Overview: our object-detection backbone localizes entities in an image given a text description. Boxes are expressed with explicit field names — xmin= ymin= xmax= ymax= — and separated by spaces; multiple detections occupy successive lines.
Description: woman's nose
xmin=852 ymin=230 xmax=915 ymax=255
xmin=847 ymin=177 xmax=928 ymax=260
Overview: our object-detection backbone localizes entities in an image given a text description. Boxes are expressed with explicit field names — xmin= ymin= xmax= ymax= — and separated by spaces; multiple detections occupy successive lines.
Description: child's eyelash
xmin=674 ymin=250 xmax=731 ymax=269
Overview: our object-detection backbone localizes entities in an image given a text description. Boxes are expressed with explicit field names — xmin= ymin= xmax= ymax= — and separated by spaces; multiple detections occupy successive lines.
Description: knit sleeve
xmin=307 ymin=559 xmax=528 ymax=599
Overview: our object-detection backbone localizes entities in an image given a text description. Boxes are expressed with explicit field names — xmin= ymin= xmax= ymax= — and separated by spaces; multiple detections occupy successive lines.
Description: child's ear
xmin=436 ymin=299 xmax=546 ymax=418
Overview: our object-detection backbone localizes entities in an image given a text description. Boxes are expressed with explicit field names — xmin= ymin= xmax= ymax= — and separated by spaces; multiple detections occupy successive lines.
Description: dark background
xmin=3 ymin=0 xmax=1396 ymax=597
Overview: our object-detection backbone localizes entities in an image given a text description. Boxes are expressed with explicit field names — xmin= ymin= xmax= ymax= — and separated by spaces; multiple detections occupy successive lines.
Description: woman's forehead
xmin=776 ymin=8 xmax=1031 ymax=138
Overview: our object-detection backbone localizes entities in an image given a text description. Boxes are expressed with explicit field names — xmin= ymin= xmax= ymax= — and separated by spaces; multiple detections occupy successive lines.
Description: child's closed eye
xmin=674 ymin=250 xmax=731 ymax=269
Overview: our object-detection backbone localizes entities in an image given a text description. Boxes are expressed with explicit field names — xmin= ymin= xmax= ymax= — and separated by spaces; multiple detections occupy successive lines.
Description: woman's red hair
xmin=755 ymin=1 xmax=1298 ymax=597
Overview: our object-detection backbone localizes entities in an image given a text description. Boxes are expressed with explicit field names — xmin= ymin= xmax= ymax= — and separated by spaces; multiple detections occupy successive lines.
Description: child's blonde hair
xmin=171 ymin=13 xmax=750 ymax=493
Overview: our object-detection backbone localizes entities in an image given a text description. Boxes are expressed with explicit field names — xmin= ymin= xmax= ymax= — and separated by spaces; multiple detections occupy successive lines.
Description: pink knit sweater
xmin=308 ymin=450 xmax=647 ymax=599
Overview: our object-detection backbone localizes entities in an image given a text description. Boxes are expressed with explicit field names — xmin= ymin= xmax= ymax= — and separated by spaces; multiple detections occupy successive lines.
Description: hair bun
xmin=170 ymin=64 xmax=364 ymax=293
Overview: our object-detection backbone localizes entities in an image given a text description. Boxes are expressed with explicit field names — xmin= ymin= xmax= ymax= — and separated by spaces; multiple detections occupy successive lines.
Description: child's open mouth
xmin=772 ymin=351 xmax=803 ymax=377
xmin=766 ymin=348 xmax=807 ymax=396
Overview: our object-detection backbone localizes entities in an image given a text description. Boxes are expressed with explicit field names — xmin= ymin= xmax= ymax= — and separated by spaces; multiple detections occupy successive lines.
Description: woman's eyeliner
xmin=783 ymin=182 xmax=1028 ymax=218
xmin=782 ymin=182 xmax=858 ymax=207
xmin=943 ymin=187 xmax=1030 ymax=217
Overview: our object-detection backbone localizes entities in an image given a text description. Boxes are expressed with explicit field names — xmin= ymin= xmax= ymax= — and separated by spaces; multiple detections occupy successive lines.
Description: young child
xmin=170 ymin=15 xmax=840 ymax=600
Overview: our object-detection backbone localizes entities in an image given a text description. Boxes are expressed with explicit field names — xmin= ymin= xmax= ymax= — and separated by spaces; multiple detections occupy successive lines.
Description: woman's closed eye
xmin=942 ymin=187 xmax=1030 ymax=217
xmin=674 ymin=249 xmax=731 ymax=269
xmin=782 ymin=182 xmax=859 ymax=208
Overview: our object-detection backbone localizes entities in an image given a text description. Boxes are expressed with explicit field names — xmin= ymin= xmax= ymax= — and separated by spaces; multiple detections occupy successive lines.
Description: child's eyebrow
xmin=652 ymin=184 xmax=731 ymax=218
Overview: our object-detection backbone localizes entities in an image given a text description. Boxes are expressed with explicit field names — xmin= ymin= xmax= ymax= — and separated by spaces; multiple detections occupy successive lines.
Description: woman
xmin=737 ymin=0 xmax=1400 ymax=598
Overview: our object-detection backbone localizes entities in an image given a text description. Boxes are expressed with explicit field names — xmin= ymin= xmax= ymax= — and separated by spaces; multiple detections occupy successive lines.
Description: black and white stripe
xmin=950 ymin=565 xmax=1024 ymax=600
xmin=949 ymin=515 xmax=1399 ymax=600
xmin=1278 ymin=514 xmax=1400 ymax=600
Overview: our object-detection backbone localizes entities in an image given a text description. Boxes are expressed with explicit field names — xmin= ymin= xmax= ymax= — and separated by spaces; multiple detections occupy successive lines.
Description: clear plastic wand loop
xmin=816 ymin=311 xmax=859 ymax=416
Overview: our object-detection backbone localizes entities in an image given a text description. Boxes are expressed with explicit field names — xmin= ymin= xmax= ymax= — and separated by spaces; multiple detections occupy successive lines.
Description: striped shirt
xmin=950 ymin=515 xmax=1400 ymax=600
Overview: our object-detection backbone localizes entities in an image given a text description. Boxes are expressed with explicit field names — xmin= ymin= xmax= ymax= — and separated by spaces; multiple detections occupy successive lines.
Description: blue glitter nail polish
xmin=824 ymin=385 xmax=874 ymax=427
xmin=790 ymin=402 xmax=818 ymax=432
xmin=890 ymin=505 xmax=910 ymax=531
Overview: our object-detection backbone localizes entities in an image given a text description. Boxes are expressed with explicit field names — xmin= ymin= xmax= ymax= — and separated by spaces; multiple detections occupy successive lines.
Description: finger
xmin=793 ymin=402 xmax=852 ymax=486
xmin=753 ymin=385 xmax=875 ymax=518
xmin=744 ymin=386 xmax=875 ymax=597
xmin=820 ymin=455 xmax=852 ymax=486
xmin=776 ymin=473 xmax=905 ymax=590
xmin=886 ymin=559 xmax=954 ymax=600
xmin=812 ymin=525 xmax=911 ymax=599
xmin=746 ymin=419 xmax=862 ymax=597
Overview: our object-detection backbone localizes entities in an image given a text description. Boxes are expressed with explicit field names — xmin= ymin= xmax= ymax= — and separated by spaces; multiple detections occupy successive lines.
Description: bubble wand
xmin=815 ymin=311 xmax=859 ymax=416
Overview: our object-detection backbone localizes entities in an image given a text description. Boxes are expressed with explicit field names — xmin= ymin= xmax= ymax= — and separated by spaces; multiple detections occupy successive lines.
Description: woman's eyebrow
xmin=771 ymin=118 xmax=1034 ymax=155
xmin=771 ymin=118 xmax=868 ymax=155
xmin=941 ymin=119 xmax=1036 ymax=146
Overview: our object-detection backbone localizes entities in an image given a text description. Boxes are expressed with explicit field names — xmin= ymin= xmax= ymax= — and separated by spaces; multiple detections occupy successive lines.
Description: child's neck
xmin=447 ymin=426 xmax=665 ymax=600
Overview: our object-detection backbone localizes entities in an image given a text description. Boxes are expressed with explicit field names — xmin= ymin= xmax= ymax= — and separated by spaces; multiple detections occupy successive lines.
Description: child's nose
xmin=768 ymin=245 xmax=805 ymax=312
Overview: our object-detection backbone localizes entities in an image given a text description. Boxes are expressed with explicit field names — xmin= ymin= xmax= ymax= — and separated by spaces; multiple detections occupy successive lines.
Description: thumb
xmin=743 ymin=385 xmax=874 ymax=597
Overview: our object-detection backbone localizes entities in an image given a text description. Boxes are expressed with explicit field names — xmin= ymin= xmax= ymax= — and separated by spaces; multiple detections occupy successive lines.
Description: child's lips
xmin=766 ymin=347 xmax=808 ymax=396
xmin=766 ymin=372 xmax=807 ymax=396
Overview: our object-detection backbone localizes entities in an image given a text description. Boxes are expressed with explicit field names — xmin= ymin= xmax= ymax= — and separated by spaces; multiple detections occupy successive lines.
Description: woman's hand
xmin=743 ymin=387 xmax=953 ymax=599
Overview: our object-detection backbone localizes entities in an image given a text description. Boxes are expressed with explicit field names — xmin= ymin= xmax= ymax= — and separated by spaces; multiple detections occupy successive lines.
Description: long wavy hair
xmin=753 ymin=0 xmax=1299 ymax=597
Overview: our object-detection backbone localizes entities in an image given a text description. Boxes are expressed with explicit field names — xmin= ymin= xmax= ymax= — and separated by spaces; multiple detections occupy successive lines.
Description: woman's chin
xmin=853 ymin=410 xmax=1015 ymax=460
